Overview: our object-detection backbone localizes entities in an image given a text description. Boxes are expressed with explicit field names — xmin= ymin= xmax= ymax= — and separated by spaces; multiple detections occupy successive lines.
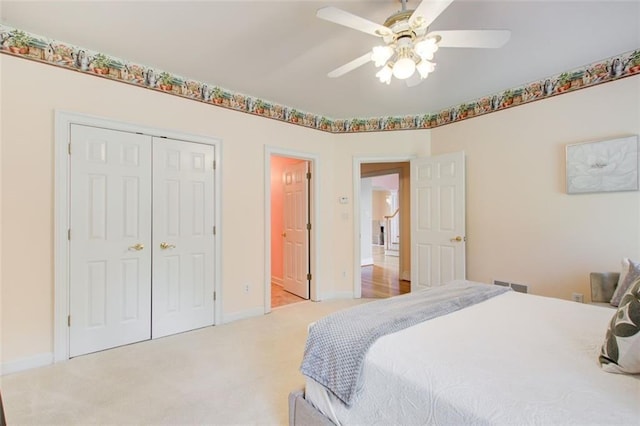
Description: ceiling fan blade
xmin=405 ymin=73 xmax=423 ymax=88
xmin=409 ymin=0 xmax=454 ymax=28
xmin=317 ymin=6 xmax=391 ymax=37
xmin=327 ymin=52 xmax=372 ymax=78
xmin=431 ymin=30 xmax=511 ymax=48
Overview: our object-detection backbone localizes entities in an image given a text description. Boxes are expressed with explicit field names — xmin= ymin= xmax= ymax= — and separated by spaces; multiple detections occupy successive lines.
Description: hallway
xmin=362 ymin=245 xmax=410 ymax=298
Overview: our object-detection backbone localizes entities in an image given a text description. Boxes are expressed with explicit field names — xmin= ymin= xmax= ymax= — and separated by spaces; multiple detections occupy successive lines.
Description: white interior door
xmin=69 ymin=124 xmax=152 ymax=357
xmin=282 ymin=161 xmax=310 ymax=299
xmin=411 ymin=152 xmax=466 ymax=289
xmin=152 ymin=138 xmax=215 ymax=338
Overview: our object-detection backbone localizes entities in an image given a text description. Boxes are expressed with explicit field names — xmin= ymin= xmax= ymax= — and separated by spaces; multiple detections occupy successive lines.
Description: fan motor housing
xmin=380 ymin=9 xmax=428 ymax=43
xmin=383 ymin=10 xmax=414 ymax=28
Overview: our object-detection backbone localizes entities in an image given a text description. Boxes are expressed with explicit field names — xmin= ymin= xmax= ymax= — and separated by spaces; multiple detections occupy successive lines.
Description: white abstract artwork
xmin=566 ymin=136 xmax=639 ymax=194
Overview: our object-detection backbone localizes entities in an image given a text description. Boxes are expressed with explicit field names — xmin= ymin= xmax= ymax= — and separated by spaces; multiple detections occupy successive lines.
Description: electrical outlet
xmin=572 ymin=292 xmax=584 ymax=303
xmin=341 ymin=270 xmax=347 ymax=279
xmin=244 ymin=283 xmax=250 ymax=293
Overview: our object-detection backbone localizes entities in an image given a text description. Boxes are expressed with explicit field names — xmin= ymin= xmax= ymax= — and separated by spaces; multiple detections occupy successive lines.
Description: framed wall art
xmin=566 ymin=135 xmax=639 ymax=194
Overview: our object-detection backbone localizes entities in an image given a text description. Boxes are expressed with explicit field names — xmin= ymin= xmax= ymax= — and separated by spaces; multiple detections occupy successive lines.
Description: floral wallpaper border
xmin=1 ymin=24 xmax=639 ymax=133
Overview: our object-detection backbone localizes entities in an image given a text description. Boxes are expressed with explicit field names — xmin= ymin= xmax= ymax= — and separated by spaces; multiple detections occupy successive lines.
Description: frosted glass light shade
xmin=415 ymin=38 xmax=439 ymax=60
xmin=392 ymin=57 xmax=416 ymax=79
xmin=371 ymin=45 xmax=394 ymax=67
xmin=376 ymin=65 xmax=393 ymax=84
xmin=416 ymin=60 xmax=436 ymax=78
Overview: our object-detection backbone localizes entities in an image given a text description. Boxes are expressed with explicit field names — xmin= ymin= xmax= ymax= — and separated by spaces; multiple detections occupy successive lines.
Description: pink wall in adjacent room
xmin=270 ymin=156 xmax=304 ymax=284
xmin=371 ymin=174 xmax=398 ymax=191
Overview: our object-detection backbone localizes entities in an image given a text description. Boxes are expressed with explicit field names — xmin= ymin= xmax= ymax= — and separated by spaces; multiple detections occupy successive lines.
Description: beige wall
xmin=431 ymin=75 xmax=640 ymax=301
xmin=0 ymin=54 xmax=4 ymax=367
xmin=372 ymin=190 xmax=391 ymax=221
xmin=4 ymin=51 xmax=635 ymax=368
xmin=0 ymin=55 xmax=430 ymax=366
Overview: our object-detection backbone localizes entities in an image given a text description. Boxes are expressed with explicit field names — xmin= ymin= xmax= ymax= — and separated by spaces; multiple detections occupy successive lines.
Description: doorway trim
xmin=352 ymin=155 xmax=415 ymax=298
xmin=54 ymin=110 xmax=223 ymax=362
xmin=264 ymin=146 xmax=320 ymax=313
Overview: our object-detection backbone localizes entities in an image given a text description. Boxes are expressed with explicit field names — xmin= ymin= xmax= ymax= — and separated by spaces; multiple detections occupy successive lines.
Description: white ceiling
xmin=1 ymin=1 xmax=639 ymax=119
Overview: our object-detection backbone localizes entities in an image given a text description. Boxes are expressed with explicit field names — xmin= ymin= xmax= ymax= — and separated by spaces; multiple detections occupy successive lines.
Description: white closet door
xmin=69 ymin=124 xmax=152 ymax=357
xmin=152 ymin=138 xmax=215 ymax=338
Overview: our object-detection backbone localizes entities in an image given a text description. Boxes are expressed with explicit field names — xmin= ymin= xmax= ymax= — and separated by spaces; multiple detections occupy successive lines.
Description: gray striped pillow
xmin=610 ymin=259 xmax=640 ymax=307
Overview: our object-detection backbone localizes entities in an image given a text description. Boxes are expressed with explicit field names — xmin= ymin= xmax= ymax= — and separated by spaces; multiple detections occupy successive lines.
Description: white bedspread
xmin=305 ymin=291 xmax=640 ymax=425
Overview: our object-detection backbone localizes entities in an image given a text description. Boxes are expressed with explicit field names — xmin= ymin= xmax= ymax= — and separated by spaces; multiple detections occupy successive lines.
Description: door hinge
xmin=68 ymin=229 xmax=71 ymax=240
xmin=306 ymin=273 xmax=312 ymax=281
xmin=306 ymin=172 xmax=311 ymax=180
xmin=213 ymin=160 xmax=216 ymax=170
xmin=67 ymin=315 xmax=71 ymax=327
xmin=213 ymin=291 xmax=216 ymax=301
xmin=68 ymin=143 xmax=71 ymax=155
xmin=306 ymin=223 xmax=311 ymax=231
xmin=213 ymin=226 xmax=216 ymax=235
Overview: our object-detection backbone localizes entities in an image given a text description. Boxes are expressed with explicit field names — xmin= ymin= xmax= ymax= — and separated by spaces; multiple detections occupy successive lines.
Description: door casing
xmin=264 ymin=146 xmax=320 ymax=313
xmin=352 ymin=153 xmax=466 ymax=297
xmin=54 ymin=110 xmax=222 ymax=362
xmin=352 ymin=155 xmax=415 ymax=298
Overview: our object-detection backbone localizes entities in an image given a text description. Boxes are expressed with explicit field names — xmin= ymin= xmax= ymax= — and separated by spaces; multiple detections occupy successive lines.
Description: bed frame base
xmin=288 ymin=388 xmax=335 ymax=426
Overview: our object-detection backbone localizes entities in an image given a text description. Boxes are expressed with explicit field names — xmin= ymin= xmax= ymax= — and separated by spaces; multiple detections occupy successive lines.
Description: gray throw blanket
xmin=300 ymin=280 xmax=510 ymax=406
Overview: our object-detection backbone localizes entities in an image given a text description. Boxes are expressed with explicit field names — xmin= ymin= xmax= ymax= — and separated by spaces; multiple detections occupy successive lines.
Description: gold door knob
xmin=281 ymin=232 xmax=287 ymax=238
xmin=160 ymin=242 xmax=176 ymax=250
xmin=450 ymin=236 xmax=463 ymax=242
xmin=129 ymin=243 xmax=144 ymax=251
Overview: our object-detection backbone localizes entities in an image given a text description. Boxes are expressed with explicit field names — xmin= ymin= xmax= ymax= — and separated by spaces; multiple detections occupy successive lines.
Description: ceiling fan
xmin=317 ymin=0 xmax=510 ymax=86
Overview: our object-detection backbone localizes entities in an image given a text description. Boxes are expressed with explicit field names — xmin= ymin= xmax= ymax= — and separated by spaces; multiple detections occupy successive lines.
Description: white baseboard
xmin=360 ymin=257 xmax=373 ymax=266
xmin=222 ymin=307 xmax=265 ymax=324
xmin=271 ymin=276 xmax=284 ymax=287
xmin=1 ymin=352 xmax=53 ymax=376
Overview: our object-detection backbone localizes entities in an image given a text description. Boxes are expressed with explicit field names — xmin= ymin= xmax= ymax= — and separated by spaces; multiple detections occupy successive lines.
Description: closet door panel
xmin=69 ymin=125 xmax=152 ymax=357
xmin=152 ymin=138 xmax=215 ymax=338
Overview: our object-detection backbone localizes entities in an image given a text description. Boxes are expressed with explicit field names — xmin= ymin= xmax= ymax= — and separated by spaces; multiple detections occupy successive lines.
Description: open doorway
xmin=360 ymin=163 xmax=411 ymax=298
xmin=269 ymin=155 xmax=311 ymax=309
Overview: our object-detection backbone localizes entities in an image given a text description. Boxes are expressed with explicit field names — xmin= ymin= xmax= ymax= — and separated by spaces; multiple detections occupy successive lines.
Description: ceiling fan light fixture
xmin=376 ymin=65 xmax=393 ymax=84
xmin=416 ymin=60 xmax=436 ymax=79
xmin=318 ymin=1 xmax=510 ymax=87
xmin=371 ymin=45 xmax=394 ymax=67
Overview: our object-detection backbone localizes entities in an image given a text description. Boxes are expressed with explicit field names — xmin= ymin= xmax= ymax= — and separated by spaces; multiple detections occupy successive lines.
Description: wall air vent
xmin=493 ymin=280 xmax=528 ymax=293
xmin=510 ymin=283 xmax=528 ymax=294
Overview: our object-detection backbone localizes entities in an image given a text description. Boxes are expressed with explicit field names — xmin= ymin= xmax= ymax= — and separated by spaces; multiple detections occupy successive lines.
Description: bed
xmin=290 ymin=280 xmax=640 ymax=425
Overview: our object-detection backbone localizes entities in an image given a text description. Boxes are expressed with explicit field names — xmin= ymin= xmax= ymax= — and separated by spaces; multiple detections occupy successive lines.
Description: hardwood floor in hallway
xmin=361 ymin=245 xmax=410 ymax=298
xmin=271 ymin=283 xmax=306 ymax=308
xmin=272 ymin=245 xmax=409 ymax=305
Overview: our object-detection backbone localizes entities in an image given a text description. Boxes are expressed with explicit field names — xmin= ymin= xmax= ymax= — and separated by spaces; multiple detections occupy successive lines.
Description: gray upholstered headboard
xmin=590 ymin=272 xmax=619 ymax=303
xmin=0 ymin=391 xmax=6 ymax=426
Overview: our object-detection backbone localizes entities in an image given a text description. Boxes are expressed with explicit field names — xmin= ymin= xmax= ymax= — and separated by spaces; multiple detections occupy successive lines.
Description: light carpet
xmin=1 ymin=299 xmax=369 ymax=425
